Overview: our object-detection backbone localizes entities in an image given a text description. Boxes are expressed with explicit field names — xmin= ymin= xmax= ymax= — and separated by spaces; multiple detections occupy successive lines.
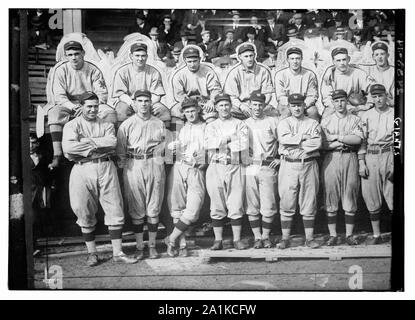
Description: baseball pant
xmin=206 ymin=163 xmax=246 ymax=220
xmin=322 ymin=152 xmax=360 ymax=213
xmin=69 ymin=160 xmax=124 ymax=228
xmin=166 ymin=162 xmax=206 ymax=224
xmin=361 ymin=151 xmax=394 ymax=212
xmin=246 ymin=165 xmax=278 ymax=218
xmin=123 ymin=157 xmax=166 ymax=223
xmin=279 ymin=159 xmax=319 ymax=217
xmin=116 ymin=101 xmax=171 ymax=123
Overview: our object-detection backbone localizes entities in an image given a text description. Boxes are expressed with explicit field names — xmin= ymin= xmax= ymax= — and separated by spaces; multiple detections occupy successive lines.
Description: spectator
xmin=29 ymin=14 xmax=51 ymax=50
xmin=245 ymin=27 xmax=265 ymax=61
xmin=217 ymin=29 xmax=238 ymax=57
xmin=262 ymin=46 xmax=278 ymax=70
xmin=182 ymin=9 xmax=200 ymax=32
xmin=246 ymin=14 xmax=265 ymax=43
xmin=149 ymin=27 xmax=169 ymax=60
xmin=289 ymin=13 xmax=307 ymax=39
xmin=128 ymin=12 xmax=152 ymax=36
xmin=304 ymin=9 xmax=330 ymax=28
xmin=230 ymin=11 xmax=245 ymax=43
xmin=264 ymin=11 xmax=286 ymax=49
xmin=158 ymin=14 xmax=179 ymax=47
xmin=198 ymin=30 xmax=218 ymax=62
xmin=328 ymin=17 xmax=352 ymax=40
xmin=174 ymin=30 xmax=196 ymax=51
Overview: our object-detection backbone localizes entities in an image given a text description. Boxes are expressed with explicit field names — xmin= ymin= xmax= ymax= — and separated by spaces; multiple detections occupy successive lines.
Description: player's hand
xmin=359 ymin=161 xmax=369 ymax=178
xmin=302 ymin=134 xmax=311 ymax=141
xmin=152 ymin=104 xmax=163 ymax=116
xmin=326 ymin=134 xmax=338 ymax=142
xmin=268 ymin=159 xmax=280 ymax=169
xmin=193 ymin=150 xmax=207 ymax=164
xmin=203 ymin=100 xmax=215 ymax=113
xmin=240 ymin=103 xmax=252 ymax=117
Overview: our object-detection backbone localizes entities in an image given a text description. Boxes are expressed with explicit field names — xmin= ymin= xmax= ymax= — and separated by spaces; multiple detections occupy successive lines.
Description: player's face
xmin=287 ymin=53 xmax=302 ymax=71
xmin=239 ymin=51 xmax=255 ymax=68
xmin=289 ymin=103 xmax=305 ymax=118
xmin=372 ymin=93 xmax=387 ymax=108
xmin=333 ymin=53 xmax=350 ymax=72
xmin=249 ymin=101 xmax=265 ymax=119
xmin=130 ymin=50 xmax=148 ymax=67
xmin=133 ymin=96 xmax=151 ymax=115
xmin=373 ymin=49 xmax=389 ymax=67
xmin=216 ymin=100 xmax=232 ymax=119
xmin=185 ymin=57 xmax=201 ymax=73
xmin=82 ymin=99 xmax=99 ymax=121
xmin=183 ymin=106 xmax=200 ymax=123
xmin=65 ymin=49 xmax=84 ymax=69
xmin=333 ymin=97 xmax=348 ymax=114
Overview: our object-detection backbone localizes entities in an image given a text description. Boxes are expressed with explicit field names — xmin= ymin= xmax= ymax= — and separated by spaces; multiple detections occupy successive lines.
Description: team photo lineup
xmin=29 ymin=9 xmax=396 ymax=267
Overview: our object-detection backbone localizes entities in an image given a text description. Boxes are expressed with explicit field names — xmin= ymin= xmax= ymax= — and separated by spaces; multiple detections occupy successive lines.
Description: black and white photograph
xmin=7 ymin=4 xmax=405 ymax=295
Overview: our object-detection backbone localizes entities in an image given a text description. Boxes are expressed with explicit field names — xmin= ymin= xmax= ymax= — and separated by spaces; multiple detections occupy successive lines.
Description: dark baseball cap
xmin=287 ymin=47 xmax=303 ymax=57
xmin=183 ymin=47 xmax=200 ymax=59
xmin=181 ymin=98 xmax=199 ymax=110
xmin=214 ymin=94 xmax=231 ymax=104
xmin=288 ymin=93 xmax=305 ymax=105
xmin=130 ymin=43 xmax=148 ymax=53
xmin=372 ymin=42 xmax=388 ymax=52
xmin=370 ymin=84 xmax=386 ymax=95
xmin=250 ymin=92 xmax=266 ymax=103
xmin=331 ymin=47 xmax=348 ymax=58
xmin=238 ymin=43 xmax=255 ymax=55
xmin=64 ymin=41 xmax=83 ymax=51
xmin=133 ymin=90 xmax=152 ymax=99
xmin=332 ymin=89 xmax=347 ymax=100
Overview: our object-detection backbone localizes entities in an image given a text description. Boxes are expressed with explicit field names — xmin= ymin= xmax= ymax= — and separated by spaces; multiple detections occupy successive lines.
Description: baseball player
xmin=245 ymin=92 xmax=280 ymax=249
xmin=205 ymin=94 xmax=249 ymax=250
xmin=223 ymin=43 xmax=275 ymax=120
xmin=116 ymin=89 xmax=166 ymax=259
xmin=62 ymin=92 xmax=137 ymax=266
xmin=165 ymin=98 xmax=207 ymax=257
xmin=321 ymin=47 xmax=375 ymax=118
xmin=274 ymin=47 xmax=319 ymax=121
xmin=360 ymin=42 xmax=395 ymax=106
xmin=358 ymin=84 xmax=393 ymax=245
xmin=170 ymin=46 xmax=222 ymax=132
xmin=48 ymin=41 xmax=116 ymax=169
xmin=277 ymin=93 xmax=322 ymax=249
xmin=320 ymin=89 xmax=363 ymax=246
xmin=111 ymin=43 xmax=171 ymax=129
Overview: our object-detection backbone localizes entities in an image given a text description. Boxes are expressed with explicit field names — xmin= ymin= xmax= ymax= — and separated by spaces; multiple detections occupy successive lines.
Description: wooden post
xmin=63 ymin=9 xmax=83 ymax=34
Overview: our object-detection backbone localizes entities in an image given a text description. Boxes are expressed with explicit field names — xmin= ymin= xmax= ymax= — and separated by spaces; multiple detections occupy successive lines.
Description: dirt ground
xmin=34 ymin=234 xmax=392 ymax=291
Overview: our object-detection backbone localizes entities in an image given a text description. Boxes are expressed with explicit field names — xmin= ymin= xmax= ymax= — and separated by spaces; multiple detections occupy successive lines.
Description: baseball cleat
xmin=262 ymin=238 xmax=273 ymax=248
xmin=86 ymin=253 xmax=99 ymax=267
xmin=179 ymin=247 xmax=189 ymax=257
xmin=277 ymin=239 xmax=290 ymax=249
xmin=305 ymin=239 xmax=321 ymax=249
xmin=253 ymin=239 xmax=263 ymax=249
xmin=210 ymin=240 xmax=223 ymax=250
xmin=233 ymin=240 xmax=248 ymax=250
xmin=345 ymin=235 xmax=359 ymax=246
xmin=148 ymin=246 xmax=160 ymax=259
xmin=113 ymin=253 xmax=138 ymax=264
xmin=167 ymin=242 xmax=178 ymax=257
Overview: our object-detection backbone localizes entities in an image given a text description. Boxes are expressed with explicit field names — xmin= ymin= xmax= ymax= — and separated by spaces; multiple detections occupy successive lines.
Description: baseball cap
xmin=287 ymin=47 xmax=303 ymax=57
xmin=149 ymin=27 xmax=159 ymax=36
xmin=133 ymin=90 xmax=152 ymax=99
xmin=370 ymin=84 xmax=386 ymax=95
xmin=171 ymin=46 xmax=182 ymax=55
xmin=331 ymin=47 xmax=348 ymax=58
xmin=214 ymin=93 xmax=231 ymax=104
xmin=183 ymin=47 xmax=200 ymax=59
xmin=250 ymin=92 xmax=266 ymax=103
xmin=181 ymin=98 xmax=199 ymax=110
xmin=288 ymin=93 xmax=305 ymax=105
xmin=238 ymin=43 xmax=255 ymax=55
xmin=64 ymin=41 xmax=83 ymax=51
xmin=130 ymin=43 xmax=148 ymax=53
xmin=332 ymin=89 xmax=347 ymax=100
xmin=372 ymin=42 xmax=388 ymax=53
xmin=200 ymin=30 xmax=210 ymax=36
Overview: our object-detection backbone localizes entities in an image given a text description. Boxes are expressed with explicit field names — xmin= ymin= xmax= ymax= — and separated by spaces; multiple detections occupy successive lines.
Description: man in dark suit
xmin=264 ymin=12 xmax=286 ymax=48
xmin=158 ymin=14 xmax=179 ymax=47
xmin=197 ymin=30 xmax=218 ymax=62
xmin=230 ymin=11 xmax=246 ymax=43
xmin=149 ymin=27 xmax=170 ymax=60
xmin=174 ymin=31 xmax=196 ymax=51
xmin=128 ymin=12 xmax=152 ymax=36
xmin=289 ymin=13 xmax=307 ymax=39
xmin=245 ymin=27 xmax=265 ymax=61
xmin=246 ymin=14 xmax=266 ymax=43
xmin=217 ymin=29 xmax=238 ymax=56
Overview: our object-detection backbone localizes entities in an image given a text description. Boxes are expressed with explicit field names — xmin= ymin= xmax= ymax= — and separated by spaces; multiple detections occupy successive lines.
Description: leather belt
xmin=330 ymin=149 xmax=356 ymax=154
xmin=212 ymin=159 xmax=242 ymax=165
xmin=282 ymin=156 xmax=318 ymax=163
xmin=76 ymin=156 xmax=112 ymax=165
xmin=252 ymin=158 xmax=279 ymax=166
xmin=127 ymin=153 xmax=155 ymax=160
xmin=367 ymin=146 xmax=393 ymax=154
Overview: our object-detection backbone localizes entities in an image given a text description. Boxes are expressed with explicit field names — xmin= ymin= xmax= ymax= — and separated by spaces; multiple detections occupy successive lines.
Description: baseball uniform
xmin=245 ymin=115 xmax=279 ymax=219
xmin=171 ymin=63 xmax=222 ymax=123
xmin=62 ymin=116 xmax=124 ymax=229
xmin=223 ymin=62 xmax=275 ymax=119
xmin=359 ymin=106 xmax=394 ymax=213
xmin=321 ymin=65 xmax=375 ymax=117
xmin=205 ymin=117 xmax=249 ymax=222
xmin=111 ymin=62 xmax=171 ymax=122
xmin=360 ymin=64 xmax=395 ymax=105
xmin=277 ymin=116 xmax=322 ymax=217
xmin=321 ymin=112 xmax=364 ymax=213
xmin=116 ymin=114 xmax=166 ymax=225
xmin=166 ymin=121 xmax=207 ymax=225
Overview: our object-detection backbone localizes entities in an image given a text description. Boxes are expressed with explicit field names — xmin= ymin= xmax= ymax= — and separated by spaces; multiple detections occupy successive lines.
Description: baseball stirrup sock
xmin=82 ymin=232 xmax=95 ymax=242
xmin=302 ymin=217 xmax=315 ymax=229
xmin=345 ymin=213 xmax=355 ymax=225
xmin=249 ymin=219 xmax=261 ymax=229
xmin=370 ymin=212 xmax=380 ymax=222
xmin=281 ymin=219 xmax=292 ymax=230
xmin=132 ymin=224 xmax=144 ymax=234
xmin=211 ymin=218 xmax=225 ymax=228
xmin=175 ymin=219 xmax=189 ymax=232
xmin=147 ymin=223 xmax=159 ymax=233
xmin=230 ymin=218 xmax=243 ymax=226
xmin=327 ymin=214 xmax=337 ymax=225
xmin=262 ymin=221 xmax=273 ymax=230
xmin=109 ymin=229 xmax=122 ymax=240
